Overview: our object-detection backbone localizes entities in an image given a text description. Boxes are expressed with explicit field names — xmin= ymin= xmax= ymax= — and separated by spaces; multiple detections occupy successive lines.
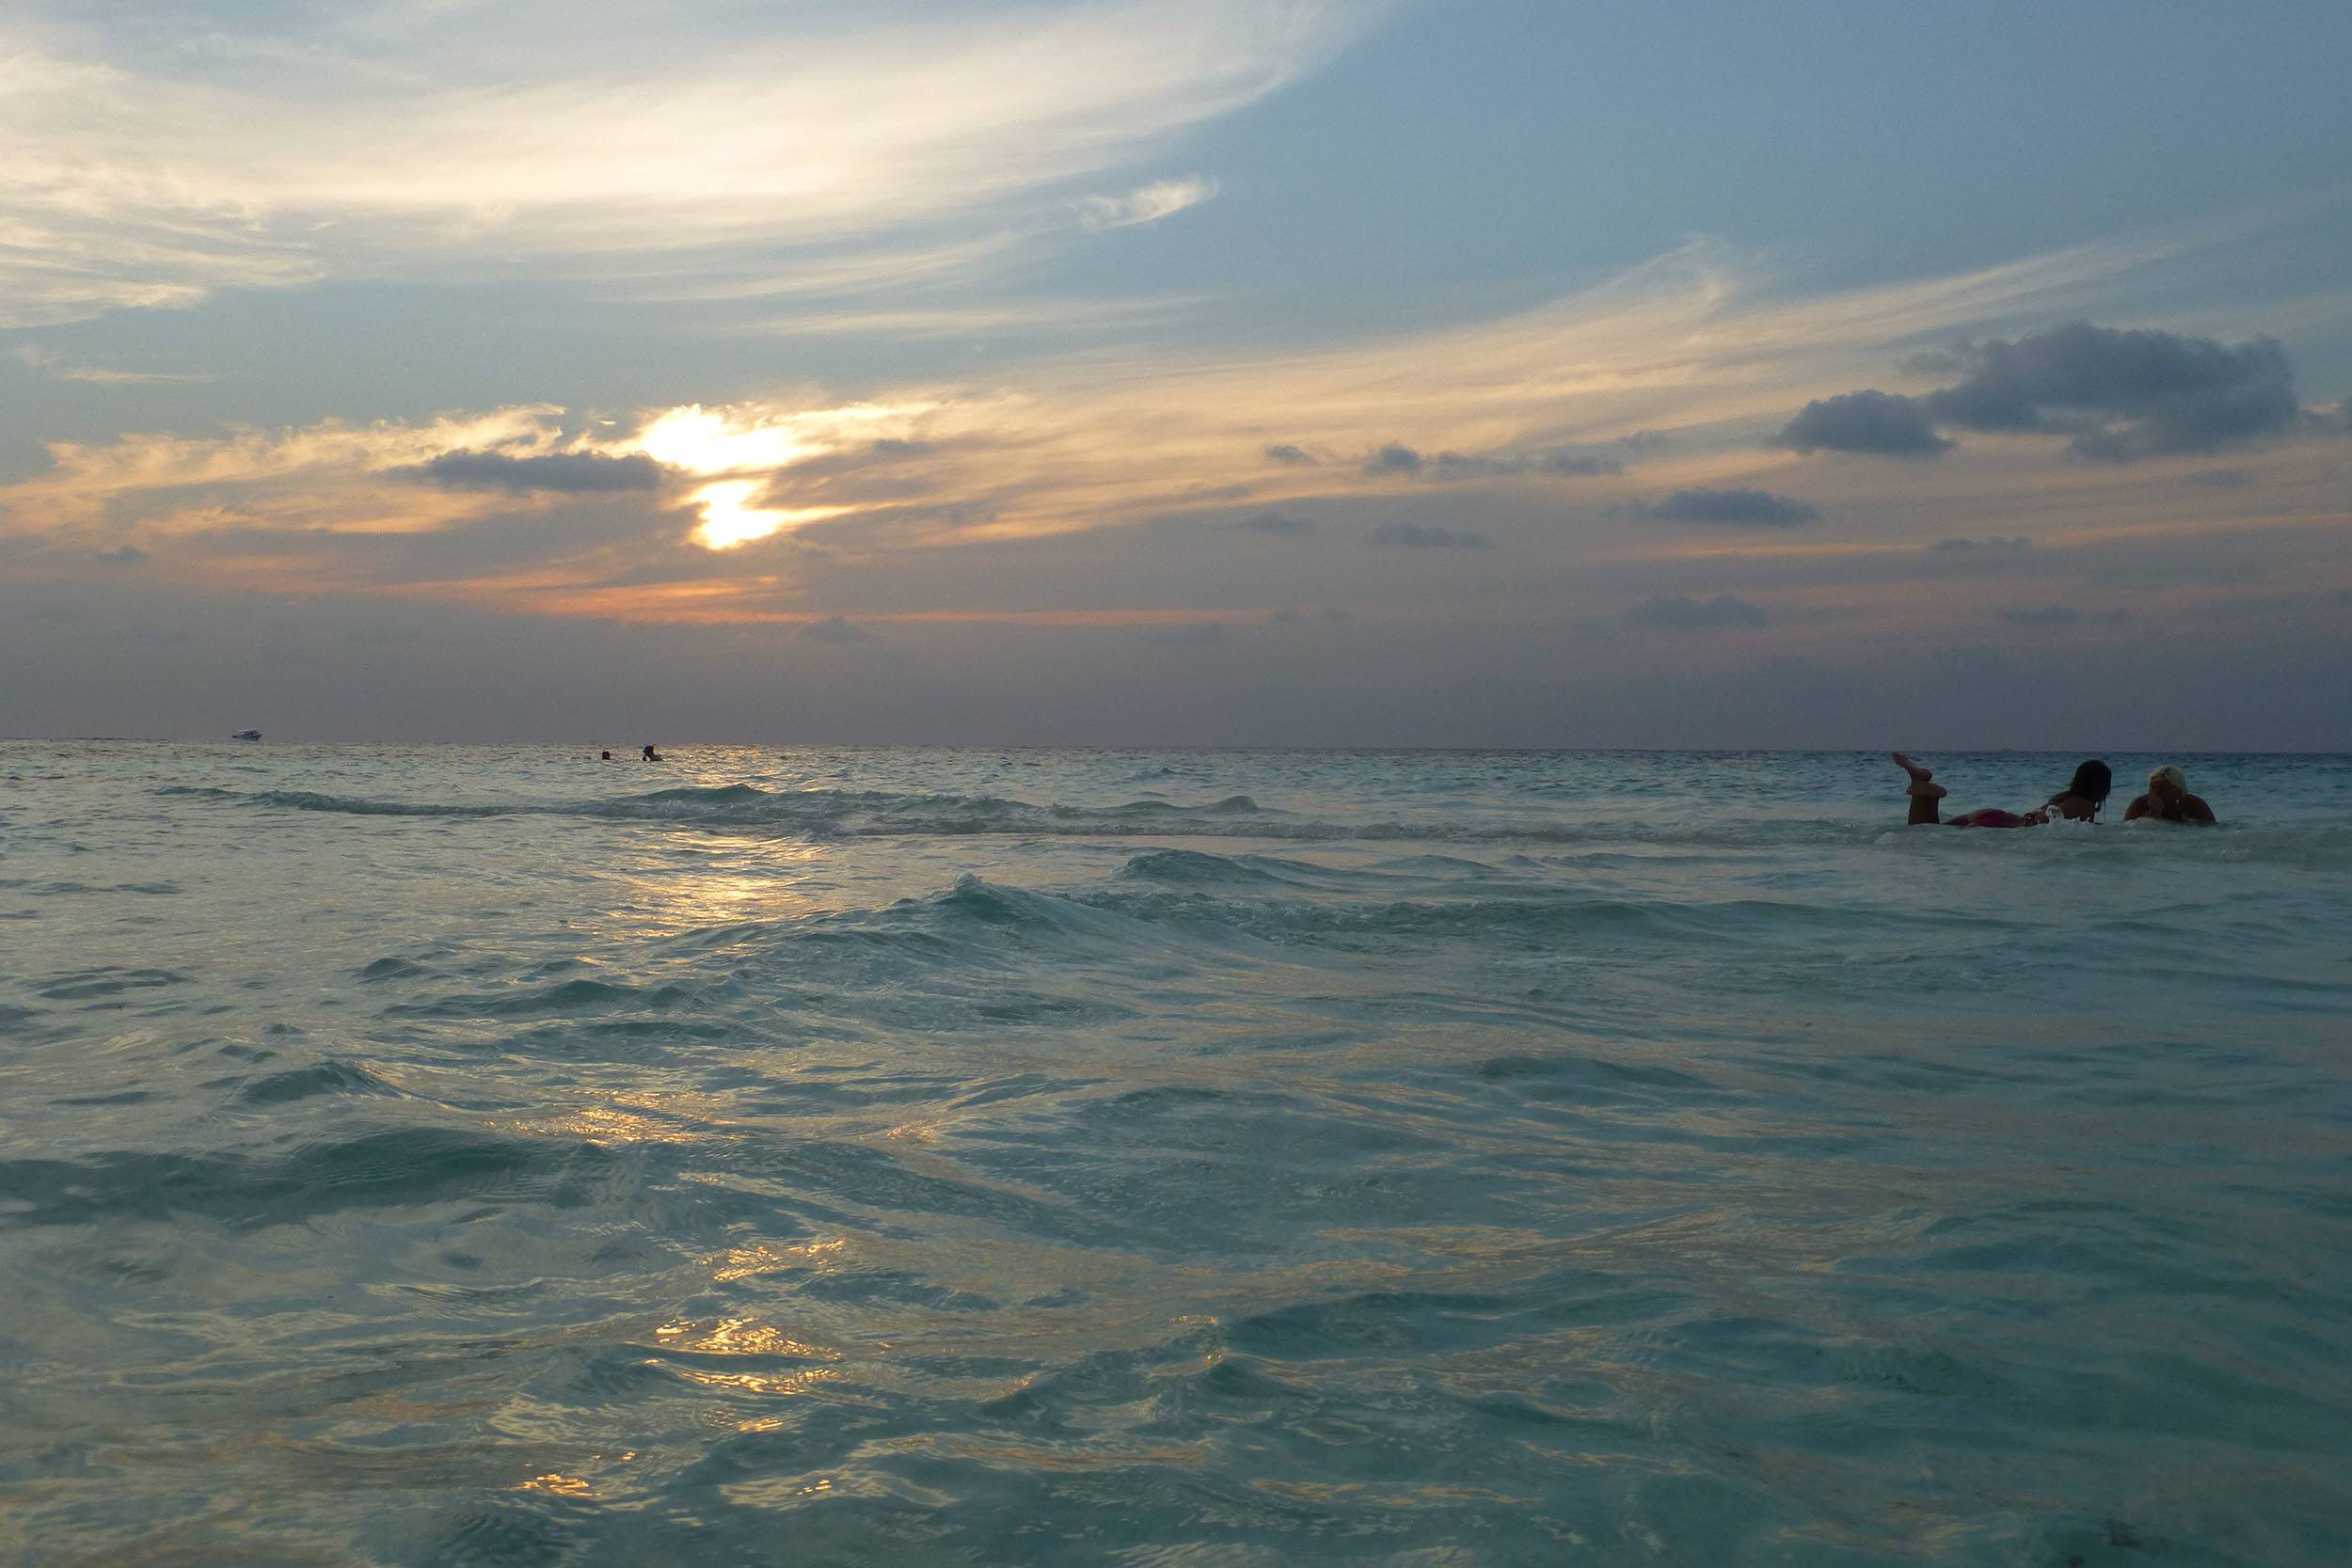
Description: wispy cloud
xmin=0 ymin=2 xmax=1383 ymax=325
xmin=9 ymin=218 xmax=2352 ymax=627
xmin=1079 ymin=177 xmax=1220 ymax=232
xmin=13 ymin=345 xmax=219 ymax=385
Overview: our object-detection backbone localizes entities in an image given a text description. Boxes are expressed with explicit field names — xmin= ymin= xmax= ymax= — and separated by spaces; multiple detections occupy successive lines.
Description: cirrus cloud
xmin=0 ymin=2 xmax=1375 ymax=325
xmin=1078 ymin=176 xmax=1220 ymax=232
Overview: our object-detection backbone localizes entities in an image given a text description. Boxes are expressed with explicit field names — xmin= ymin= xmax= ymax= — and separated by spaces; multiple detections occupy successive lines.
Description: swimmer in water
xmin=1891 ymin=753 xmax=2111 ymax=828
xmin=641 ymin=743 xmax=664 ymax=762
xmin=2122 ymin=764 xmax=2217 ymax=824
xmin=600 ymin=751 xmax=613 ymax=761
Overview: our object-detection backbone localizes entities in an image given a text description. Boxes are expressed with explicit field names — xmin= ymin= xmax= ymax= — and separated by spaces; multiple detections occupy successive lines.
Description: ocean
xmin=3 ymin=743 xmax=2348 ymax=1566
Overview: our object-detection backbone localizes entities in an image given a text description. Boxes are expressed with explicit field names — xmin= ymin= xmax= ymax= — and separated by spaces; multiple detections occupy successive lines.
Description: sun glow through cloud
xmin=2 ymin=2 xmax=2349 ymax=751
xmin=687 ymin=483 xmax=850 ymax=550
xmin=633 ymin=407 xmax=810 ymax=476
xmin=614 ymin=402 xmax=933 ymax=548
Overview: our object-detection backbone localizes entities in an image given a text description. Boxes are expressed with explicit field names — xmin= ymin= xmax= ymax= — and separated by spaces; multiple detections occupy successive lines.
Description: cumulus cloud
xmin=1917 ymin=324 xmax=2305 ymax=461
xmin=1213 ymin=507 xmax=1315 ymax=536
xmin=1786 ymin=324 xmax=2321 ymax=465
xmin=1626 ymin=594 xmax=1768 ymax=629
xmin=1775 ymin=324 xmax=2339 ymax=464
xmin=1263 ymin=444 xmax=1319 ymax=466
xmin=1079 ymin=176 xmax=1220 ymax=232
xmin=415 ymin=451 xmax=666 ymax=494
xmin=799 ymin=615 xmax=875 ymax=643
xmin=1364 ymin=521 xmax=1493 ymax=550
xmin=1773 ymin=389 xmax=1952 ymax=457
xmin=1363 ymin=443 xmax=1424 ymax=476
xmin=1630 ymin=487 xmax=1820 ymax=527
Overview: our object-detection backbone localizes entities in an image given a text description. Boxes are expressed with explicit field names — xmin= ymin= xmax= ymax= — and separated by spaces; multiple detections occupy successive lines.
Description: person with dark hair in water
xmin=2123 ymin=765 xmax=2217 ymax=824
xmin=600 ymin=751 xmax=613 ymax=761
xmin=641 ymin=743 xmax=664 ymax=762
xmin=1891 ymin=753 xmax=2111 ymax=828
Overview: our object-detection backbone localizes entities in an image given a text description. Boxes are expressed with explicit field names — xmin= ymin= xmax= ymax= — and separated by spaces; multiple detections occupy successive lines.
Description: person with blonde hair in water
xmin=2123 ymin=764 xmax=2217 ymax=824
xmin=1890 ymin=753 xmax=2112 ymax=828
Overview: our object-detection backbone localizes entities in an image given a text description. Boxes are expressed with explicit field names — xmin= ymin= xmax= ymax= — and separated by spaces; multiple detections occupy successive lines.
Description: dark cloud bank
xmin=413 ymin=450 xmax=666 ymax=493
xmin=1777 ymin=323 xmax=2329 ymax=462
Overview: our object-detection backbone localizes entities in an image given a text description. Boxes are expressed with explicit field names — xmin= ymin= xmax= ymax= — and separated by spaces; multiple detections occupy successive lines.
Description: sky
xmin=4 ymin=0 xmax=2349 ymax=748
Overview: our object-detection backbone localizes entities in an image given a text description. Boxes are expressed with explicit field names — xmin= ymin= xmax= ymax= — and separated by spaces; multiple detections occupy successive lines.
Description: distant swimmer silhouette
xmin=2123 ymin=765 xmax=2217 ymax=824
xmin=641 ymin=744 xmax=664 ymax=762
xmin=1891 ymin=752 xmax=2110 ymax=828
xmin=600 ymin=751 xmax=613 ymax=761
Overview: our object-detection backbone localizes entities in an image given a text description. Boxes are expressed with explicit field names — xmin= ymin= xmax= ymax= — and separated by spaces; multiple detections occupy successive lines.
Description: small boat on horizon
xmin=230 ymin=729 xmax=262 ymax=741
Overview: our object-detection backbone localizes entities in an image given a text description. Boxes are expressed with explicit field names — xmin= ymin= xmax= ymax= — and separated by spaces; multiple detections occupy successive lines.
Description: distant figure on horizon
xmin=1892 ymin=753 xmax=2111 ymax=828
xmin=2123 ymin=765 xmax=2217 ymax=824
xmin=642 ymin=744 xmax=664 ymax=762
xmin=600 ymin=751 xmax=613 ymax=761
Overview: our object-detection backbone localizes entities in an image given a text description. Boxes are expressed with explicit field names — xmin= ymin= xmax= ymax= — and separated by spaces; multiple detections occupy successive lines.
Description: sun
xmin=688 ymin=481 xmax=851 ymax=549
xmin=611 ymin=401 xmax=931 ymax=549
xmin=634 ymin=406 xmax=808 ymax=475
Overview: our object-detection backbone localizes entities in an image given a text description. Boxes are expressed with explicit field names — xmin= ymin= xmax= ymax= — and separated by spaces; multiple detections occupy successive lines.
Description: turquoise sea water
xmin=3 ymin=743 xmax=2348 ymax=1567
